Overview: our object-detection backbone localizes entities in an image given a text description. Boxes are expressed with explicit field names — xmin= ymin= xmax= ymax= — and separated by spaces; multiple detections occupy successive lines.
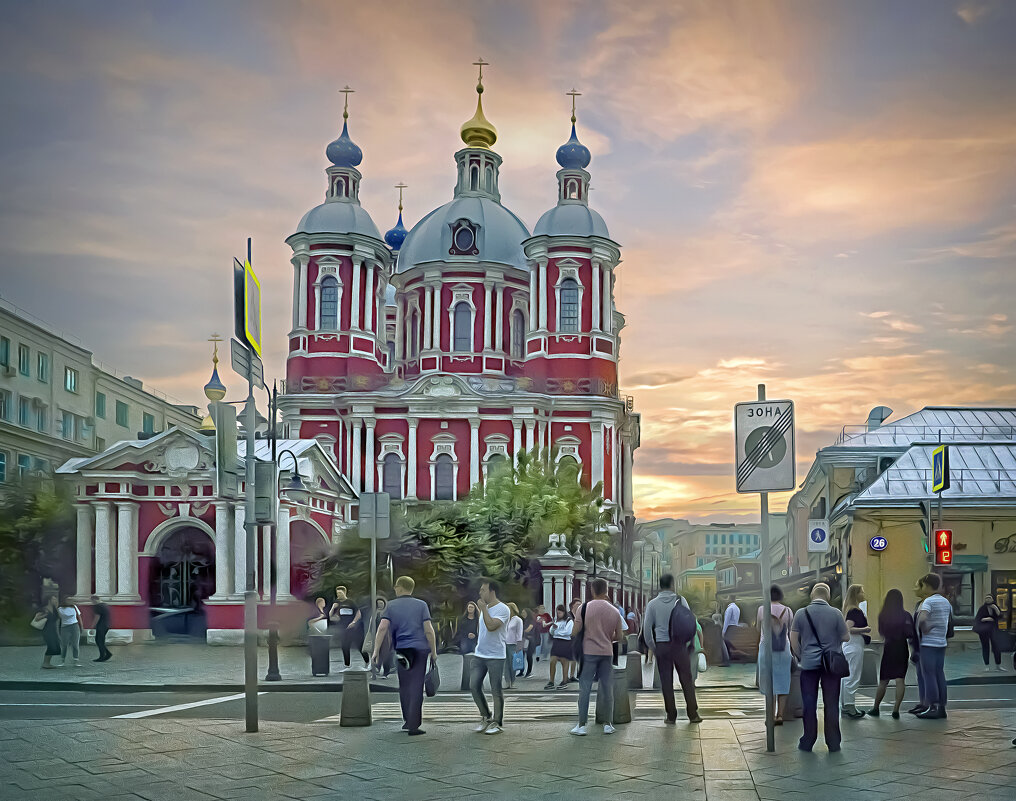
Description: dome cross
xmin=567 ymin=88 xmax=581 ymax=124
xmin=340 ymin=85 xmax=355 ymax=120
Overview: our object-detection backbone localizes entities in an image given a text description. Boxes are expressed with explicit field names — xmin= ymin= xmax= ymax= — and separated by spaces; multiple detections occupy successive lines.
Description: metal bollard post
xmin=460 ymin=653 xmax=474 ymax=691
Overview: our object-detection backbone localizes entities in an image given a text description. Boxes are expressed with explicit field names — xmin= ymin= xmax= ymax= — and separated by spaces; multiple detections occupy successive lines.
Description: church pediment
xmin=57 ymin=427 xmax=214 ymax=478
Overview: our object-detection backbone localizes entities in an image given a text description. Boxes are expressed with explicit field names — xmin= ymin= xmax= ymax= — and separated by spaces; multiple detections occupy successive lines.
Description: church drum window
xmin=434 ymin=454 xmax=454 ymax=500
xmin=511 ymin=309 xmax=525 ymax=358
xmin=382 ymin=452 xmax=402 ymax=499
xmin=453 ymin=302 xmax=472 ymax=352
xmin=320 ymin=276 xmax=339 ymax=329
xmin=559 ymin=278 xmax=579 ymax=333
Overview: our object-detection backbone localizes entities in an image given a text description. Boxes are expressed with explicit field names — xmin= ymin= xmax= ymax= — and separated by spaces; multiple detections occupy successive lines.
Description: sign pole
xmin=242 ymin=236 xmax=259 ymax=733
xmin=756 ymin=383 xmax=775 ymax=753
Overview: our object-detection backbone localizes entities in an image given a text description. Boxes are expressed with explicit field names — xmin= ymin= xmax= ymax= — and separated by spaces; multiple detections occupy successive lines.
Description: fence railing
xmin=878 ymin=467 xmax=1016 ymax=495
xmin=837 ymin=424 xmax=1016 ymax=446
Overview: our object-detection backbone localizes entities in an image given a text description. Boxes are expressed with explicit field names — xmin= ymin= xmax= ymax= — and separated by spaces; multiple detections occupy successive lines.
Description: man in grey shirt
xmin=642 ymin=574 xmax=701 ymax=724
xmin=791 ymin=583 xmax=849 ymax=752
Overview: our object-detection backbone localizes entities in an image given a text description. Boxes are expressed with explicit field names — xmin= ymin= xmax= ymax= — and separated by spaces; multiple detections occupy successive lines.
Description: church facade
xmin=278 ymin=72 xmax=640 ymax=524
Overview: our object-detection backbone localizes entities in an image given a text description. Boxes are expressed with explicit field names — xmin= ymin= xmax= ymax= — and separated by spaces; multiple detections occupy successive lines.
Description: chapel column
xmin=116 ymin=501 xmax=140 ymax=599
xmin=75 ymin=504 xmax=93 ymax=598
xmin=212 ymin=501 xmax=233 ymax=598
xmin=93 ymin=502 xmax=115 ymax=596
xmin=407 ymin=419 xmax=418 ymax=499
xmin=277 ymin=505 xmax=292 ymax=600
xmin=364 ymin=418 xmax=376 ymax=493
xmin=470 ymin=420 xmax=480 ymax=488
xmin=351 ymin=259 xmax=362 ymax=329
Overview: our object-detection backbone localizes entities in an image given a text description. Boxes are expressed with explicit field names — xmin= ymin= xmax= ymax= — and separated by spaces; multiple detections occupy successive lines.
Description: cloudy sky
xmin=2 ymin=1 xmax=1014 ymax=522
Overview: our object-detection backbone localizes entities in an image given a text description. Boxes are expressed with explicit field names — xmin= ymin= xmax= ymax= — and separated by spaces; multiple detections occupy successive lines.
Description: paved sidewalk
xmin=0 ymin=708 xmax=1013 ymax=801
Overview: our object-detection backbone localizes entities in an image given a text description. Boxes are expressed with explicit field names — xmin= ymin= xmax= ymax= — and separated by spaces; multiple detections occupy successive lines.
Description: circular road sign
xmin=810 ymin=527 xmax=827 ymax=544
xmin=744 ymin=425 xmax=788 ymax=469
xmin=869 ymin=535 xmax=888 ymax=552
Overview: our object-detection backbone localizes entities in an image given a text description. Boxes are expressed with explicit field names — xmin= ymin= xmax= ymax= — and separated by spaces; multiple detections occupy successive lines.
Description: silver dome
xmin=295 ymin=200 xmax=382 ymax=240
xmin=532 ymin=204 xmax=610 ymax=239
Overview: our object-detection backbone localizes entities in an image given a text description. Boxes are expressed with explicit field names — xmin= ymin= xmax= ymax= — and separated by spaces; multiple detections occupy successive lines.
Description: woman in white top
xmin=56 ymin=596 xmax=82 ymax=667
xmin=545 ymin=604 xmax=574 ymax=690
xmin=756 ymin=585 xmax=794 ymax=724
xmin=503 ymin=603 xmax=524 ymax=689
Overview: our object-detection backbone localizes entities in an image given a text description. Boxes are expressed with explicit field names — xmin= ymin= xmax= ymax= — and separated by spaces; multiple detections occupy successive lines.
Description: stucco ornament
xmin=146 ymin=442 xmax=202 ymax=477
xmin=422 ymin=377 xmax=460 ymax=397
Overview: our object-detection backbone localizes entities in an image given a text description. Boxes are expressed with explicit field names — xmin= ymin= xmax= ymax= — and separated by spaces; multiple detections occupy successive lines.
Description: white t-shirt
xmin=474 ymin=601 xmax=511 ymax=658
xmin=919 ymin=594 xmax=952 ymax=648
xmin=57 ymin=606 xmax=79 ymax=626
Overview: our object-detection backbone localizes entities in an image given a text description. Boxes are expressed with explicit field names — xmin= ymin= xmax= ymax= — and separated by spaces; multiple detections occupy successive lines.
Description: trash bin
xmin=596 ymin=667 xmax=632 ymax=725
xmin=309 ymin=634 xmax=331 ymax=676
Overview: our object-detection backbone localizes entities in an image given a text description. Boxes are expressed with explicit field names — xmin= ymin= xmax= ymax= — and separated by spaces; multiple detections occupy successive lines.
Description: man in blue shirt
xmin=915 ymin=572 xmax=952 ymax=719
xmin=372 ymin=576 xmax=437 ymax=736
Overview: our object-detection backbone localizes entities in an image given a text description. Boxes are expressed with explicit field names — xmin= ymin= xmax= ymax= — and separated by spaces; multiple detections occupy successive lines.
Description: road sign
xmin=231 ymin=337 xmax=265 ymax=389
xmin=807 ymin=518 xmax=829 ymax=552
xmin=932 ymin=445 xmax=950 ymax=493
xmin=869 ymin=535 xmax=888 ymax=552
xmin=735 ymin=400 xmax=795 ymax=493
xmin=359 ymin=492 xmax=391 ymax=539
xmin=212 ymin=402 xmax=240 ymax=499
xmin=934 ymin=529 xmax=953 ymax=565
xmin=233 ymin=258 xmax=263 ymax=357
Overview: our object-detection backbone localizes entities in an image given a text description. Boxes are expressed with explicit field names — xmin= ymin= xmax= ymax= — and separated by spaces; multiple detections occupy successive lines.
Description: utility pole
xmin=756 ymin=383 xmax=775 ymax=754
xmin=265 ymin=382 xmax=281 ymax=682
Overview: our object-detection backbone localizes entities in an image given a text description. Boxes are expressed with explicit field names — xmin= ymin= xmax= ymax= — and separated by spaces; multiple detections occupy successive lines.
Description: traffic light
xmin=934 ymin=529 xmax=952 ymax=566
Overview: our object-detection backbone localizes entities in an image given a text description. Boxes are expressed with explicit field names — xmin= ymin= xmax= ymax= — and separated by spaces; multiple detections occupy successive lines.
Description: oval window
xmin=454 ymin=226 xmax=475 ymax=252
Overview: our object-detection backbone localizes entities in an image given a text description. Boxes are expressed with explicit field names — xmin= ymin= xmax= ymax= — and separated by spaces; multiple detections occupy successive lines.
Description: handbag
xmin=803 ymin=608 xmax=850 ymax=678
xmin=696 ymin=652 xmax=707 ymax=673
xmin=512 ymin=647 xmax=525 ymax=673
xmin=30 ymin=615 xmax=46 ymax=631
xmin=424 ymin=658 xmax=440 ymax=697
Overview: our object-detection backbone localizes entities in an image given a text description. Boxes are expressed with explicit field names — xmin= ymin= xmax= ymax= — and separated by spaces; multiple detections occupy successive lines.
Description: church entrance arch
xmin=290 ymin=519 xmax=331 ymax=600
xmin=148 ymin=526 xmax=215 ymax=638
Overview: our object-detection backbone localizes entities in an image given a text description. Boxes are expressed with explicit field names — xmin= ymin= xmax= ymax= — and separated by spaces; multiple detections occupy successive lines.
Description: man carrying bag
xmin=642 ymin=574 xmax=702 ymax=724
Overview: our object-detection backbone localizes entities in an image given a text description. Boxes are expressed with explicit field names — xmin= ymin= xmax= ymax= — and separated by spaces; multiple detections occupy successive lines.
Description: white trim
xmin=141 ymin=515 xmax=216 ymax=557
xmin=554 ymin=267 xmax=583 ymax=333
xmin=428 ymin=433 xmax=458 ymax=501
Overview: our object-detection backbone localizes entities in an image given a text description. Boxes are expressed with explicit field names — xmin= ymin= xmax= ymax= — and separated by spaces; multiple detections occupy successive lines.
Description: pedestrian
xmin=841 ymin=584 xmax=870 ymax=719
xmin=519 ymin=608 xmax=538 ymax=677
xmin=90 ymin=594 xmax=112 ymax=662
xmin=722 ymin=595 xmax=742 ymax=660
xmin=914 ymin=572 xmax=951 ymax=719
xmin=503 ymin=603 xmax=523 ymax=689
xmin=790 ymin=583 xmax=849 ymax=753
xmin=567 ymin=598 xmax=582 ymax=682
xmin=469 ymin=578 xmax=511 ymax=735
xmin=371 ymin=576 xmax=437 ymax=736
xmin=756 ymin=585 xmax=793 ymax=724
xmin=535 ymin=604 xmax=553 ymax=661
xmin=570 ymin=578 xmax=624 ymax=735
xmin=545 ymin=604 xmax=574 ymax=690
xmin=973 ymin=593 xmax=1003 ymax=671
xmin=33 ymin=596 xmax=60 ymax=669
xmin=56 ymin=595 xmax=83 ymax=667
xmin=308 ymin=597 xmax=329 ymax=633
xmin=906 ymin=580 xmax=929 ymax=715
xmin=364 ymin=597 xmax=395 ymax=680
xmin=329 ymin=585 xmax=366 ymax=670
xmin=868 ymin=589 xmax=913 ymax=718
xmin=642 ymin=574 xmax=702 ymax=724
xmin=456 ymin=601 xmax=479 ymax=654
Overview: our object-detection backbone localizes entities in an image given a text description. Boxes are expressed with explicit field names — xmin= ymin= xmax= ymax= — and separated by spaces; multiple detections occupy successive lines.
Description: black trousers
xmin=655 ymin=641 xmax=698 ymax=720
xmin=800 ymin=668 xmax=841 ymax=750
xmin=978 ymin=630 xmax=1001 ymax=665
xmin=95 ymin=628 xmax=111 ymax=660
xmin=338 ymin=628 xmax=365 ymax=667
xmin=396 ymin=648 xmax=429 ymax=732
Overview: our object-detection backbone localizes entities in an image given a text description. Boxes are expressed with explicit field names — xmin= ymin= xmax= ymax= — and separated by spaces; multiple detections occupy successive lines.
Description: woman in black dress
xmin=32 ymin=596 xmax=61 ymax=669
xmin=869 ymin=588 xmax=914 ymax=718
xmin=973 ymin=594 xmax=1002 ymax=671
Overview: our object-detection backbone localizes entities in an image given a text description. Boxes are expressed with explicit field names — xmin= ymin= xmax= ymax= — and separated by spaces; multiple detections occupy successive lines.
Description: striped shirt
xmin=918 ymin=594 xmax=952 ymax=648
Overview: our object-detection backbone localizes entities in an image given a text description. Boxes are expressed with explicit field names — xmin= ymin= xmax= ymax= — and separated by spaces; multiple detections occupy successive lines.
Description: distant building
xmin=0 ymin=297 xmax=201 ymax=485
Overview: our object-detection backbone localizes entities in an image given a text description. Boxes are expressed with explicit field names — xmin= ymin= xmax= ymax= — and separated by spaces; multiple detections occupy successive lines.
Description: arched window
xmin=434 ymin=454 xmax=454 ymax=500
xmin=486 ymin=453 xmax=508 ymax=478
xmin=320 ymin=277 xmax=339 ymax=329
xmin=453 ymin=302 xmax=472 ymax=352
xmin=485 ymin=165 xmax=493 ymax=191
xmin=566 ymin=179 xmax=578 ymax=200
xmin=382 ymin=453 xmax=402 ymax=499
xmin=559 ymin=278 xmax=579 ymax=332
xmin=511 ymin=309 xmax=525 ymax=359
xmin=558 ymin=455 xmax=579 ymax=481
xmin=470 ymin=166 xmax=479 ymax=191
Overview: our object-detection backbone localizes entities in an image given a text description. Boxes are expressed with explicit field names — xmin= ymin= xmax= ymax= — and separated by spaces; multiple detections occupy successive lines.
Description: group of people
xmin=33 ymin=594 xmax=111 ymax=668
xmin=308 ymin=586 xmax=398 ymax=680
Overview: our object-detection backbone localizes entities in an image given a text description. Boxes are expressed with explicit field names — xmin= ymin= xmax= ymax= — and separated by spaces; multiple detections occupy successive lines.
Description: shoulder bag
xmin=803 ymin=608 xmax=850 ymax=678
xmin=30 ymin=614 xmax=46 ymax=631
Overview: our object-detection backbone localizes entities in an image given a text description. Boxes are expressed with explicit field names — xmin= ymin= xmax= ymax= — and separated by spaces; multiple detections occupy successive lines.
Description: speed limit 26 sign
xmin=734 ymin=400 xmax=796 ymax=493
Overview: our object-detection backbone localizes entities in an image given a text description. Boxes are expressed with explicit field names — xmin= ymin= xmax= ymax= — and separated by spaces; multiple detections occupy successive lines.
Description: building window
xmin=0 ymin=336 xmax=9 ymax=367
xmin=95 ymin=437 xmax=105 ymax=452
xmin=559 ymin=278 xmax=579 ymax=332
xmin=558 ymin=454 xmax=579 ymax=481
xmin=61 ymin=410 xmax=75 ymax=440
xmin=95 ymin=392 xmax=106 ymax=419
xmin=18 ymin=397 xmax=30 ymax=427
xmin=470 ymin=165 xmax=479 ymax=191
xmin=36 ymin=405 xmax=46 ymax=433
xmin=486 ymin=453 xmax=508 ymax=478
xmin=64 ymin=366 xmax=78 ymax=393
xmin=0 ymin=451 xmax=5 ymax=482
xmin=433 ymin=454 xmax=454 ymax=500
xmin=382 ymin=453 xmax=402 ymax=499
xmin=484 ymin=165 xmax=493 ymax=191
xmin=0 ymin=390 xmax=9 ymax=421
xmin=115 ymin=400 xmax=129 ymax=427
xmin=17 ymin=454 xmax=30 ymax=478
xmin=37 ymin=353 xmax=48 ymax=382
xmin=453 ymin=302 xmax=471 ymax=352
xmin=142 ymin=412 xmax=155 ymax=434
xmin=510 ymin=309 xmax=525 ymax=359
xmin=320 ymin=276 xmax=339 ymax=329
xmin=18 ymin=345 xmax=30 ymax=376
xmin=721 ymin=534 xmax=727 ymax=545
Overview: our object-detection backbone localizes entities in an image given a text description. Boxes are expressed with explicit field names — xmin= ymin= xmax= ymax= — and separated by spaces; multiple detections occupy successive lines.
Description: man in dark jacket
xmin=90 ymin=595 xmax=111 ymax=662
xmin=642 ymin=574 xmax=701 ymax=724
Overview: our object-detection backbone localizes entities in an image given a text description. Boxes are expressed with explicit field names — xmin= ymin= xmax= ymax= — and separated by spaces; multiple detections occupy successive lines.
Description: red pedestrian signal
xmin=934 ymin=529 xmax=952 ymax=566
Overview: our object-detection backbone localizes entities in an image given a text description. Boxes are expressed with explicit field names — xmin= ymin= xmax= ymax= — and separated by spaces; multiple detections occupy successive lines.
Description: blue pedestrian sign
xmin=869 ymin=535 xmax=888 ymax=552
xmin=931 ymin=445 xmax=950 ymax=493
xmin=807 ymin=518 xmax=829 ymax=553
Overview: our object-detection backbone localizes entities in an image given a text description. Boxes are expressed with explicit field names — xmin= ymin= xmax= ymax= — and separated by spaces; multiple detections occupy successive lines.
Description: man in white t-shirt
xmin=470 ymin=578 xmax=511 ymax=735
xmin=915 ymin=572 xmax=952 ymax=719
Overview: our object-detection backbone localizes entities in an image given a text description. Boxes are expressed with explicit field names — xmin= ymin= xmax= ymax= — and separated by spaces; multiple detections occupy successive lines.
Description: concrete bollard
xmin=596 ymin=667 xmax=632 ymax=725
xmin=340 ymin=669 xmax=372 ymax=726
xmin=625 ymin=652 xmax=643 ymax=689
xmin=860 ymin=644 xmax=880 ymax=687
xmin=626 ymin=634 xmax=640 ymax=653
xmin=653 ymin=660 xmax=662 ymax=689
xmin=460 ymin=653 xmax=474 ymax=691
xmin=788 ymin=668 xmax=804 ymax=719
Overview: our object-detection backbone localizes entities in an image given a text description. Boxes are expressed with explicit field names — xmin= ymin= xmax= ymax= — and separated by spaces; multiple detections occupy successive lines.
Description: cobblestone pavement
xmin=1 ymin=709 xmax=1013 ymax=801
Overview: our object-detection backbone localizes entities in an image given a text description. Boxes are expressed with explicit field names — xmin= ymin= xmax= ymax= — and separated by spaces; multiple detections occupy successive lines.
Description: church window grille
xmin=453 ymin=302 xmax=472 ymax=352
xmin=434 ymin=454 xmax=454 ymax=500
xmin=382 ymin=452 xmax=402 ymax=499
xmin=559 ymin=278 xmax=579 ymax=332
xmin=320 ymin=277 xmax=339 ymax=329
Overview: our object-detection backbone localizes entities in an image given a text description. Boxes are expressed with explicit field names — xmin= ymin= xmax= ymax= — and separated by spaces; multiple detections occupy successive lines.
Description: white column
xmin=351 ymin=259 xmax=362 ymax=329
xmin=93 ymin=502 xmax=114 ymax=596
xmin=395 ymin=301 xmax=405 ymax=360
xmin=313 ymin=281 xmax=321 ymax=330
xmin=592 ymin=423 xmax=605 ymax=490
xmin=483 ymin=284 xmax=492 ymax=350
xmin=262 ymin=524 xmax=270 ymax=597
xmin=495 ymin=285 xmax=504 ymax=351
xmin=212 ymin=501 xmax=232 ymax=598
xmin=364 ymin=419 xmax=376 ymax=493
xmin=470 ymin=421 xmax=480 ymax=488
xmin=277 ymin=506 xmax=291 ymax=600
xmin=538 ymin=420 xmax=547 ymax=454
xmin=423 ymin=286 xmax=433 ymax=349
xmin=234 ymin=504 xmax=247 ymax=596
xmin=623 ymin=442 xmax=634 ymax=512
xmin=512 ymin=420 xmax=522 ymax=467
xmin=364 ymin=265 xmax=374 ymax=333
xmin=351 ymin=417 xmax=362 ymax=492
xmin=538 ymin=261 xmax=548 ymax=330
xmin=292 ymin=260 xmax=300 ymax=330
xmin=116 ymin=502 xmax=139 ymax=598
xmin=345 ymin=416 xmax=353 ymax=477
xmin=432 ymin=285 xmax=441 ymax=349
xmin=542 ymin=575 xmax=552 ymax=608
xmin=592 ymin=263 xmax=601 ymax=331
xmin=407 ymin=419 xmax=418 ymax=499
xmin=529 ymin=269 xmax=537 ymax=330
xmin=524 ymin=418 xmax=534 ymax=452
xmin=602 ymin=268 xmax=611 ymax=334
xmin=298 ymin=257 xmax=308 ymax=329
xmin=75 ymin=505 xmax=93 ymax=597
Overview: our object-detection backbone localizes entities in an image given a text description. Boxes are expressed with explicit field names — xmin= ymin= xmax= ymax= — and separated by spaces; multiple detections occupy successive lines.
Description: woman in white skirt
xmin=756 ymin=585 xmax=794 ymax=724
xmin=841 ymin=584 xmax=870 ymax=718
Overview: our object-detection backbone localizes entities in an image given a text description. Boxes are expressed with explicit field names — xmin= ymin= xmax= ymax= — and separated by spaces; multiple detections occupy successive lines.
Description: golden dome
xmin=460 ymin=60 xmax=497 ymax=149
xmin=200 ymin=410 xmax=215 ymax=431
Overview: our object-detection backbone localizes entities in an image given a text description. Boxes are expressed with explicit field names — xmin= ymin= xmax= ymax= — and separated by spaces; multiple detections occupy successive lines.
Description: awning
xmin=944 ymin=555 xmax=989 ymax=573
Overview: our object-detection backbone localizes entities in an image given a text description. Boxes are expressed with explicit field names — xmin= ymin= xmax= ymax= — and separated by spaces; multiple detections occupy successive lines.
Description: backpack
xmin=668 ymin=598 xmax=697 ymax=646
xmin=771 ymin=609 xmax=790 ymax=653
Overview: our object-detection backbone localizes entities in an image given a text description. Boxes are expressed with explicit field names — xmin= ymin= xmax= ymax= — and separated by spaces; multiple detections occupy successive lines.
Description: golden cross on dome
xmin=340 ymin=85 xmax=355 ymax=119
xmin=395 ymin=182 xmax=408 ymax=212
xmin=208 ymin=333 xmax=223 ymax=365
xmin=567 ymin=88 xmax=581 ymax=124
xmin=473 ymin=58 xmax=489 ymax=89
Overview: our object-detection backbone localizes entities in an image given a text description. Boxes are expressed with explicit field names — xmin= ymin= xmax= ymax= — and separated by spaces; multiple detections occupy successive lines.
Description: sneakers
xmin=543 ymin=682 xmax=556 ymax=690
xmin=916 ymin=706 xmax=947 ymax=719
xmin=483 ymin=724 xmax=503 ymax=735
xmin=474 ymin=718 xmax=492 ymax=733
xmin=556 ymin=682 xmax=569 ymax=689
xmin=570 ymin=724 xmax=588 ymax=736
xmin=603 ymin=724 xmax=616 ymax=734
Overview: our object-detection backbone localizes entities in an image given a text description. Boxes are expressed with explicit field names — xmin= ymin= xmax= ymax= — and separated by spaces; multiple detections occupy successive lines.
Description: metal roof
xmin=834 ymin=407 xmax=1016 ymax=448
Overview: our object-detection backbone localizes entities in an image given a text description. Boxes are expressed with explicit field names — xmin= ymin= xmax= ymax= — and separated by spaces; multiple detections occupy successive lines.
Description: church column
xmin=233 ymin=505 xmax=247 ymax=596
xmin=592 ymin=423 xmax=604 ymax=490
xmin=277 ymin=506 xmax=291 ymax=600
xmin=364 ymin=418 xmax=376 ymax=492
xmin=423 ymin=286 xmax=433 ymax=349
xmin=432 ymin=285 xmax=441 ymax=349
xmin=542 ymin=573 xmax=552 ymax=608
xmin=351 ymin=417 xmax=363 ymax=492
xmin=395 ymin=301 xmax=405 ymax=360
xmin=213 ymin=501 xmax=232 ymax=598
xmin=529 ymin=269 xmax=537 ymax=331
xmin=483 ymin=283 xmax=492 ymax=350
xmin=524 ymin=418 xmax=534 ymax=452
xmin=622 ymin=441 xmax=634 ymax=512
xmin=602 ymin=268 xmax=611 ymax=334
xmin=407 ymin=418 xmax=418 ymax=499
xmin=116 ymin=502 xmax=139 ymax=598
xmin=291 ymin=259 xmax=300 ymax=330
xmin=345 ymin=416 xmax=353 ymax=477
xmin=75 ymin=504 xmax=93 ymax=597
xmin=93 ymin=502 xmax=115 ymax=596
xmin=512 ymin=420 xmax=522 ymax=468
xmin=592 ymin=263 xmax=601 ymax=331
xmin=538 ymin=261 xmax=548 ymax=330
xmin=364 ymin=264 xmax=374 ymax=334
xmin=495 ymin=285 xmax=504 ymax=351
xmin=470 ymin=420 xmax=480 ymax=488
xmin=351 ymin=259 xmax=362 ymax=329
xmin=297 ymin=256 xmax=309 ymax=329
xmin=313 ymin=280 xmax=321 ymax=330
xmin=537 ymin=420 xmax=547 ymax=454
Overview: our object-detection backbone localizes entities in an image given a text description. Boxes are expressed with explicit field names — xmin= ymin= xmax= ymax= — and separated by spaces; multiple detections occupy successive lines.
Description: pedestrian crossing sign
xmin=931 ymin=445 xmax=950 ymax=494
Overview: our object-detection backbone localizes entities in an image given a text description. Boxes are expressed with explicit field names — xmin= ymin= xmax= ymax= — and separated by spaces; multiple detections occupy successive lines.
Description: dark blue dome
xmin=384 ymin=211 xmax=408 ymax=251
xmin=556 ymin=123 xmax=591 ymax=169
xmin=326 ymin=121 xmax=363 ymax=168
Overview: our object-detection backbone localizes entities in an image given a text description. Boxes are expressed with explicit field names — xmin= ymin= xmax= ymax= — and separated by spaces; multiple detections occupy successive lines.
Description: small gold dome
xmin=200 ymin=411 xmax=215 ymax=431
xmin=460 ymin=65 xmax=497 ymax=149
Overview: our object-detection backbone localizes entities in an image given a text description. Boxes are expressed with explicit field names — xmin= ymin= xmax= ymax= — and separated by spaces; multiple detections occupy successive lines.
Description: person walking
xmin=535 ymin=604 xmax=552 ymax=661
xmin=756 ymin=585 xmax=793 ymax=724
xmin=470 ymin=579 xmax=511 ymax=735
xmin=456 ymin=602 xmax=479 ymax=654
xmin=642 ymin=574 xmax=702 ymax=724
xmin=974 ymin=593 xmax=1003 ymax=671
xmin=90 ymin=595 xmax=112 ymax=662
xmin=33 ymin=596 xmax=60 ymax=669
xmin=570 ymin=578 xmax=624 ymax=735
xmin=915 ymin=572 xmax=951 ymax=719
xmin=841 ymin=584 xmax=870 ymax=719
xmin=56 ymin=596 xmax=83 ymax=667
xmin=503 ymin=603 xmax=523 ymax=689
xmin=722 ymin=595 xmax=742 ymax=660
xmin=567 ymin=598 xmax=582 ymax=682
xmin=308 ymin=597 xmax=329 ymax=633
xmin=546 ymin=604 xmax=574 ymax=690
xmin=329 ymin=586 xmax=366 ymax=670
xmin=519 ymin=608 xmax=538 ymax=678
xmin=868 ymin=589 xmax=913 ymax=718
xmin=371 ymin=576 xmax=437 ymax=736
xmin=364 ymin=597 xmax=395 ymax=680
xmin=791 ymin=583 xmax=850 ymax=752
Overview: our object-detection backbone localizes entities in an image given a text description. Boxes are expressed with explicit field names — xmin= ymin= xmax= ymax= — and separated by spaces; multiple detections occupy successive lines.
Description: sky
xmin=1 ymin=0 xmax=1015 ymax=523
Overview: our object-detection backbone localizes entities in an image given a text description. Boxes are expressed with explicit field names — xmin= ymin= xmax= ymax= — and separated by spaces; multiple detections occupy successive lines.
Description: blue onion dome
xmin=326 ymin=119 xmax=362 ymax=168
xmin=384 ymin=210 xmax=408 ymax=251
xmin=556 ymin=123 xmax=591 ymax=169
xmin=203 ymin=361 xmax=226 ymax=403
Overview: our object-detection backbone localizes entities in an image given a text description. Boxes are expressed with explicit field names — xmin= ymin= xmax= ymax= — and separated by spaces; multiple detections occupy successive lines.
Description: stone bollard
xmin=860 ymin=644 xmax=880 ymax=687
xmin=340 ymin=669 xmax=372 ymax=726
xmin=625 ymin=652 xmax=643 ymax=689
xmin=626 ymin=634 xmax=640 ymax=653
xmin=309 ymin=634 xmax=331 ymax=677
xmin=788 ymin=667 xmax=804 ymax=719
xmin=460 ymin=653 xmax=474 ymax=691
xmin=596 ymin=667 xmax=632 ymax=725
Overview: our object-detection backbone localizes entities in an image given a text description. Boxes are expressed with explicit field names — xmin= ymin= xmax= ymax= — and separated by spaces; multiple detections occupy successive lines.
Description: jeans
xmin=913 ymin=652 xmax=925 ymax=704
xmin=979 ymin=630 xmax=1001 ymax=665
xmin=840 ymin=635 xmax=864 ymax=708
xmin=919 ymin=645 xmax=948 ymax=708
xmin=60 ymin=624 xmax=80 ymax=662
xmin=578 ymin=654 xmax=614 ymax=726
xmin=395 ymin=648 xmax=429 ymax=732
xmin=654 ymin=641 xmax=698 ymax=720
xmin=469 ymin=656 xmax=505 ymax=726
xmin=95 ymin=627 xmax=111 ymax=660
xmin=503 ymin=645 xmax=517 ymax=687
xmin=540 ymin=633 xmax=550 ymax=658
xmin=800 ymin=668 xmax=841 ymax=750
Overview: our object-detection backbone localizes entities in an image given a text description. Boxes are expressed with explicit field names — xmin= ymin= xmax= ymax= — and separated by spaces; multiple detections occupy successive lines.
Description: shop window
xmin=991 ymin=571 xmax=1016 ymax=632
xmin=940 ymin=571 xmax=974 ymax=620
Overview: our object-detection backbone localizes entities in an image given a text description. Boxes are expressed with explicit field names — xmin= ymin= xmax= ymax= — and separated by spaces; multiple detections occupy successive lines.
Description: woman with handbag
xmin=32 ymin=596 xmax=60 ymax=669
xmin=756 ymin=585 xmax=794 ymax=724
xmin=56 ymin=596 xmax=83 ymax=667
xmin=973 ymin=594 xmax=1003 ymax=671
xmin=545 ymin=605 xmax=574 ymax=690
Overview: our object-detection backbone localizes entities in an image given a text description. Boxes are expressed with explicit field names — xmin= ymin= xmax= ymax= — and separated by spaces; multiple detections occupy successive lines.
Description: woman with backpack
xmin=756 ymin=585 xmax=793 ymax=724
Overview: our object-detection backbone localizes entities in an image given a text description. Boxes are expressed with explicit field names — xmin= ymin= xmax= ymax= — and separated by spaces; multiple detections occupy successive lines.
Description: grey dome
xmin=295 ymin=200 xmax=382 ymax=240
xmin=533 ymin=204 xmax=610 ymax=239
xmin=397 ymin=196 xmax=531 ymax=273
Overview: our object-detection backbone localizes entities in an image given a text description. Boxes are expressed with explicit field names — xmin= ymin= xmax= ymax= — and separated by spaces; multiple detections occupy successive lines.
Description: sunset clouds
xmin=0 ymin=1 xmax=1014 ymax=521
